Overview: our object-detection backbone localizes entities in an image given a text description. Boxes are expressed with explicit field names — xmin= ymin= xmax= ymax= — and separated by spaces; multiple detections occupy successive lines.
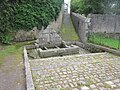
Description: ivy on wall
xmin=0 ymin=0 xmax=63 ymax=44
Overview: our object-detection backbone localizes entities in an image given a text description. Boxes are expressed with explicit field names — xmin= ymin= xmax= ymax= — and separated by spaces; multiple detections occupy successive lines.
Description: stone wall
xmin=89 ymin=14 xmax=120 ymax=33
xmin=71 ymin=13 xmax=89 ymax=43
xmin=71 ymin=13 xmax=120 ymax=44
xmin=49 ymin=5 xmax=64 ymax=33
xmin=14 ymin=29 xmax=38 ymax=42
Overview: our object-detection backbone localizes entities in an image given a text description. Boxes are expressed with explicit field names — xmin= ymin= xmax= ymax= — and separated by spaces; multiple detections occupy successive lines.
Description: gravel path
xmin=0 ymin=54 xmax=26 ymax=90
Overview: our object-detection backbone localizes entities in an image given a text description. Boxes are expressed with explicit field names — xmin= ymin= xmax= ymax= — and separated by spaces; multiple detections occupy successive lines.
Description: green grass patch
xmin=60 ymin=17 xmax=79 ymax=41
xmin=89 ymin=34 xmax=120 ymax=49
xmin=0 ymin=41 xmax=34 ymax=65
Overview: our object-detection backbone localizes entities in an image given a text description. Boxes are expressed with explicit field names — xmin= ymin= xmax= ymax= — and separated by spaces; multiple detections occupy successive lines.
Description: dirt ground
xmin=0 ymin=54 xmax=26 ymax=90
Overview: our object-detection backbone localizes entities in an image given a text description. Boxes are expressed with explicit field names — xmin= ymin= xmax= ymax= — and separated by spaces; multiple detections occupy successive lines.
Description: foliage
xmin=0 ymin=0 xmax=63 ymax=44
xmin=0 ymin=34 xmax=13 ymax=44
xmin=0 ymin=41 xmax=33 ymax=65
xmin=71 ymin=0 xmax=120 ymax=15
xmin=71 ymin=0 xmax=103 ymax=15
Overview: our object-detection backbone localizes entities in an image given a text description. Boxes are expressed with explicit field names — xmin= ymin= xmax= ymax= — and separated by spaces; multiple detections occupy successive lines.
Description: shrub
xmin=0 ymin=0 xmax=63 ymax=44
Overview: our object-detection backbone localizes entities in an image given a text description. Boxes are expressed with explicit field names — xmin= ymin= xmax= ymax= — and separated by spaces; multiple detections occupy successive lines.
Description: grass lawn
xmin=60 ymin=16 xmax=79 ymax=41
xmin=89 ymin=35 xmax=120 ymax=49
xmin=0 ymin=41 xmax=34 ymax=65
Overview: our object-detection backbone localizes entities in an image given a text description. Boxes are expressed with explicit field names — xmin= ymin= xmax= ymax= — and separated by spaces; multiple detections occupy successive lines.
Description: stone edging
xmin=24 ymin=46 xmax=35 ymax=90
xmin=87 ymin=43 xmax=120 ymax=56
xmin=75 ymin=41 xmax=120 ymax=56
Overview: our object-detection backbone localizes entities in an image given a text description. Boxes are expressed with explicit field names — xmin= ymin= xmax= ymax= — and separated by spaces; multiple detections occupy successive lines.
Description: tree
xmin=71 ymin=0 xmax=120 ymax=15
xmin=102 ymin=0 xmax=120 ymax=15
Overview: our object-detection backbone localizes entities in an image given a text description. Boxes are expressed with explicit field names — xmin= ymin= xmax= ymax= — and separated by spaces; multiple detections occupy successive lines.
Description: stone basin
xmin=37 ymin=44 xmax=79 ymax=58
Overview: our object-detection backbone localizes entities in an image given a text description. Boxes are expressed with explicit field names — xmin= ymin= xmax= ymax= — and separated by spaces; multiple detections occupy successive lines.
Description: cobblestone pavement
xmin=29 ymin=53 xmax=120 ymax=90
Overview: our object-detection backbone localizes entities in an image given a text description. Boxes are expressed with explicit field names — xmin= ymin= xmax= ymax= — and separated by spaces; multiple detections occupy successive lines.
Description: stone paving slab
xmin=29 ymin=53 xmax=120 ymax=90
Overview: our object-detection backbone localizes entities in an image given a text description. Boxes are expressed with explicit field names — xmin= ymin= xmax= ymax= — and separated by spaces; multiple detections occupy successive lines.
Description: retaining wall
xmin=71 ymin=13 xmax=120 ymax=44
xmin=89 ymin=14 xmax=120 ymax=33
xmin=71 ymin=13 xmax=88 ymax=43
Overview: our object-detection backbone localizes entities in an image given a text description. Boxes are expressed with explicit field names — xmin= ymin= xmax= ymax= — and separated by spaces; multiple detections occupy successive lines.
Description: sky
xmin=64 ymin=0 xmax=70 ymax=4
xmin=64 ymin=0 xmax=71 ymax=14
